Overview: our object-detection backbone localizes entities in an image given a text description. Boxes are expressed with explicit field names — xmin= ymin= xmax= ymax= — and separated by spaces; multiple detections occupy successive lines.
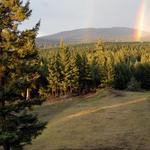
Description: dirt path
xmin=61 ymin=97 xmax=149 ymax=122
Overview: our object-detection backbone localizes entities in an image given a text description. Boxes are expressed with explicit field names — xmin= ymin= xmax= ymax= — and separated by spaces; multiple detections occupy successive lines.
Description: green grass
xmin=25 ymin=89 xmax=150 ymax=150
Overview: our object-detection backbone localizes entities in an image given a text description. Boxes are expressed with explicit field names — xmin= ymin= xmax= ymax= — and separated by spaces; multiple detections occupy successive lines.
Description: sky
xmin=22 ymin=0 xmax=150 ymax=37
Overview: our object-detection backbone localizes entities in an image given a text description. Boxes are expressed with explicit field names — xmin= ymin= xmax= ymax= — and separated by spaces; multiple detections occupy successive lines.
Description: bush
xmin=134 ymin=63 xmax=150 ymax=90
xmin=113 ymin=63 xmax=132 ymax=90
xmin=127 ymin=77 xmax=141 ymax=91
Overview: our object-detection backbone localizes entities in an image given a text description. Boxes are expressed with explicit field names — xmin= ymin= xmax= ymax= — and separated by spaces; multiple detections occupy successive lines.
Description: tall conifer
xmin=0 ymin=1 xmax=46 ymax=149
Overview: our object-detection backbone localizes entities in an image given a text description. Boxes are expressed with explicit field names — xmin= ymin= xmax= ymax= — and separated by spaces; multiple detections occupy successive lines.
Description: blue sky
xmin=22 ymin=0 xmax=150 ymax=36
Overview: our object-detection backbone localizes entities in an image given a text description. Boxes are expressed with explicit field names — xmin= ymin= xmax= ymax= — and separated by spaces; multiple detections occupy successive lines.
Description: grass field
xmin=25 ymin=89 xmax=150 ymax=150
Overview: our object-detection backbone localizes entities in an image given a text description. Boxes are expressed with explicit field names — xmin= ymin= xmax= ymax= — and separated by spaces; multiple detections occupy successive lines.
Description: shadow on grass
xmin=34 ymin=98 xmax=83 ymax=122
xmin=58 ymin=146 xmax=124 ymax=150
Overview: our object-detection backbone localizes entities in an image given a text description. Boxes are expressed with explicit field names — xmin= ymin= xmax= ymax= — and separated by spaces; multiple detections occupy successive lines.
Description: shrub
xmin=134 ymin=63 xmax=150 ymax=90
xmin=113 ymin=63 xmax=132 ymax=90
xmin=127 ymin=77 xmax=141 ymax=91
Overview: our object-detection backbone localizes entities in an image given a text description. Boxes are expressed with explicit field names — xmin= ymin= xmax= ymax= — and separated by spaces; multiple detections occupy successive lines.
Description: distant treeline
xmin=38 ymin=41 xmax=150 ymax=97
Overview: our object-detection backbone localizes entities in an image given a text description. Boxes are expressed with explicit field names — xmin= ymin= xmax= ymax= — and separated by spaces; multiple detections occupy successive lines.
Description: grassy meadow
xmin=25 ymin=89 xmax=150 ymax=150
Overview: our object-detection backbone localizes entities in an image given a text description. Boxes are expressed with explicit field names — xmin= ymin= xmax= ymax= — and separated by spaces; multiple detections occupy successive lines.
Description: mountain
xmin=37 ymin=27 xmax=150 ymax=46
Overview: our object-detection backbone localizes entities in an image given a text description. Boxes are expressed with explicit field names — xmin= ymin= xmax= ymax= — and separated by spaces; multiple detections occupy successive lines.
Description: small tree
xmin=113 ymin=63 xmax=132 ymax=90
xmin=0 ymin=0 xmax=46 ymax=149
xmin=134 ymin=63 xmax=150 ymax=89
xmin=127 ymin=77 xmax=141 ymax=91
xmin=47 ymin=52 xmax=63 ymax=96
xmin=90 ymin=56 xmax=102 ymax=89
xmin=60 ymin=47 xmax=79 ymax=94
xmin=76 ymin=53 xmax=92 ymax=93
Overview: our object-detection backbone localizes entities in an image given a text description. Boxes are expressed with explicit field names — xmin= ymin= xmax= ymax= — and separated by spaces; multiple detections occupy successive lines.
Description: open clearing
xmin=26 ymin=89 xmax=150 ymax=150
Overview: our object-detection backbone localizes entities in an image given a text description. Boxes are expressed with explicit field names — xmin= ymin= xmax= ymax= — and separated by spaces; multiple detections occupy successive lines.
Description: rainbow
xmin=85 ymin=0 xmax=147 ymax=41
xmin=134 ymin=0 xmax=145 ymax=41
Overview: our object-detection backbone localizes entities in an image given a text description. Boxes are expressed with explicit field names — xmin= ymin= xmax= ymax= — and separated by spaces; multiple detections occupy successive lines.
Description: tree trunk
xmin=26 ymin=88 xmax=30 ymax=100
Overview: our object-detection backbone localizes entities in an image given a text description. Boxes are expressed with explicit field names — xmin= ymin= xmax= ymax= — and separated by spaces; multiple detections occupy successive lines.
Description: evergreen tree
xmin=47 ymin=54 xmax=56 ymax=96
xmin=134 ymin=63 xmax=150 ymax=90
xmin=113 ymin=63 xmax=132 ymax=90
xmin=38 ymin=57 xmax=49 ymax=98
xmin=95 ymin=39 xmax=104 ymax=52
xmin=102 ymin=51 xmax=114 ymax=86
xmin=0 ymin=1 xmax=46 ymax=149
xmin=67 ymin=52 xmax=79 ymax=94
xmin=96 ymin=40 xmax=105 ymax=65
xmin=47 ymin=52 xmax=63 ymax=96
xmin=90 ymin=56 xmax=102 ymax=89
xmin=59 ymin=37 xmax=65 ymax=50
xmin=60 ymin=47 xmax=69 ymax=94
xmin=60 ymin=47 xmax=79 ymax=94
xmin=76 ymin=53 xmax=92 ymax=93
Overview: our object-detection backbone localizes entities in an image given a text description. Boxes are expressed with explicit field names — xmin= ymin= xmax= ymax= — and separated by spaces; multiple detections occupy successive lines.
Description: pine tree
xmin=95 ymin=39 xmax=104 ymax=52
xmin=67 ymin=52 xmax=79 ymax=94
xmin=102 ymin=51 xmax=114 ymax=86
xmin=60 ymin=46 xmax=69 ymax=94
xmin=113 ymin=63 xmax=132 ymax=90
xmin=96 ymin=39 xmax=105 ymax=65
xmin=0 ymin=1 xmax=46 ymax=149
xmin=38 ymin=56 xmax=50 ymax=98
xmin=76 ymin=53 xmax=92 ymax=93
xmin=47 ymin=52 xmax=63 ymax=96
xmin=59 ymin=37 xmax=65 ymax=50
xmin=141 ymin=49 xmax=150 ymax=64
xmin=134 ymin=63 xmax=150 ymax=89
xmin=60 ymin=47 xmax=79 ymax=94
xmin=90 ymin=56 xmax=102 ymax=89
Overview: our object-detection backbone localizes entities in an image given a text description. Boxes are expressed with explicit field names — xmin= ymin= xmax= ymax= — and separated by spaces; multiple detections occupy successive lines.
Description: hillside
xmin=26 ymin=89 xmax=150 ymax=150
xmin=37 ymin=27 xmax=150 ymax=46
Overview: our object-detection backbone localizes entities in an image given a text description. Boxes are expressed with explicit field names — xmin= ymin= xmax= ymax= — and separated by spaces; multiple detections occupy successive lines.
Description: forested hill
xmin=37 ymin=27 xmax=150 ymax=46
